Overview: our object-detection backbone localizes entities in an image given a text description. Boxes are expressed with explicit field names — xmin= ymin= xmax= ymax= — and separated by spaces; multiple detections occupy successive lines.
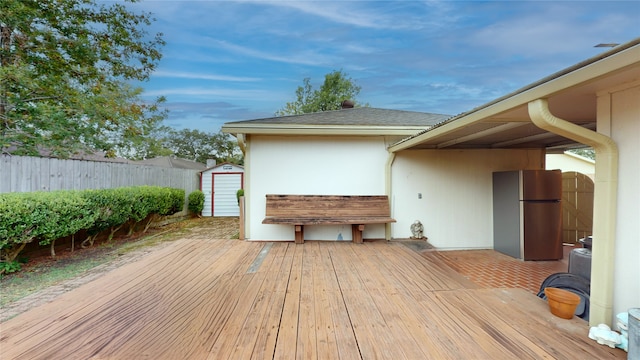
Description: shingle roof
xmin=136 ymin=156 xmax=206 ymax=170
xmin=224 ymin=107 xmax=451 ymax=127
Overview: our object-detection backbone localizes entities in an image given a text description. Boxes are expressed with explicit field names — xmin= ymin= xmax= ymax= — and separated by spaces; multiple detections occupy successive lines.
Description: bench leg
xmin=295 ymin=225 xmax=304 ymax=244
xmin=352 ymin=224 xmax=365 ymax=244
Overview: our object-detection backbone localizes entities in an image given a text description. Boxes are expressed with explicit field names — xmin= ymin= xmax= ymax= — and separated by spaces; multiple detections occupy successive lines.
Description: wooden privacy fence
xmin=0 ymin=155 xmax=199 ymax=207
xmin=561 ymin=171 xmax=594 ymax=244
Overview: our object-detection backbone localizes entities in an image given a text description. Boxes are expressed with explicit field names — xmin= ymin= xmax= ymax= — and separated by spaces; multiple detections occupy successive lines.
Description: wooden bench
xmin=262 ymin=194 xmax=396 ymax=244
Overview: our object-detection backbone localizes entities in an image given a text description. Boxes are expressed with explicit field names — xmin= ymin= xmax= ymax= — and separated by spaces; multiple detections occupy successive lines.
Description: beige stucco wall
xmin=244 ymin=135 xmax=389 ymax=241
xmin=608 ymin=83 xmax=640 ymax=320
xmin=545 ymin=153 xmax=595 ymax=179
xmin=390 ymin=149 xmax=545 ymax=249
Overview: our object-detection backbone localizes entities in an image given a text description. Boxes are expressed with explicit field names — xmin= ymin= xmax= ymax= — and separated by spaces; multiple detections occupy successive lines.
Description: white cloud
xmin=153 ymin=71 xmax=261 ymax=82
xmin=207 ymin=39 xmax=336 ymax=66
xmin=466 ymin=3 xmax=637 ymax=57
xmin=238 ymin=0 xmax=396 ymax=29
xmin=143 ymin=87 xmax=286 ymax=102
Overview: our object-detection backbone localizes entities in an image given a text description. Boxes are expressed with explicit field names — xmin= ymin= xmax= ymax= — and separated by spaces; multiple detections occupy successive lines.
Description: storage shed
xmin=200 ymin=163 xmax=244 ymax=217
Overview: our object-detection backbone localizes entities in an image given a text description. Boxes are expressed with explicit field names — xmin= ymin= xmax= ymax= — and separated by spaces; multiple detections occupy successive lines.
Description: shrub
xmin=0 ymin=186 xmax=185 ymax=272
xmin=82 ymin=188 xmax=133 ymax=244
xmin=127 ymin=186 xmax=162 ymax=235
xmin=37 ymin=191 xmax=99 ymax=258
xmin=188 ymin=190 xmax=205 ymax=216
xmin=236 ymin=189 xmax=244 ymax=204
xmin=0 ymin=191 xmax=98 ymax=269
xmin=169 ymin=188 xmax=185 ymax=215
xmin=0 ymin=260 xmax=21 ymax=276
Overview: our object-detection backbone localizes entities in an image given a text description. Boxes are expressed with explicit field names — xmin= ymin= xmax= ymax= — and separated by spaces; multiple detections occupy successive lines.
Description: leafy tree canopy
xmin=163 ymin=129 xmax=243 ymax=165
xmin=568 ymin=148 xmax=595 ymax=161
xmin=275 ymin=70 xmax=365 ymax=116
xmin=0 ymin=0 xmax=166 ymax=158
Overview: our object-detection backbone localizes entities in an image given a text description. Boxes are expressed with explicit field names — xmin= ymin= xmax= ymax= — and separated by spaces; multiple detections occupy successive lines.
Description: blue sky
xmin=129 ymin=1 xmax=640 ymax=133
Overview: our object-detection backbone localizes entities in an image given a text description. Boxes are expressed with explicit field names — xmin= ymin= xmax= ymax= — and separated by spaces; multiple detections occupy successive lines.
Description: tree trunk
xmin=81 ymin=234 xmax=98 ymax=248
xmin=2 ymin=242 xmax=28 ymax=264
xmin=143 ymin=214 xmax=158 ymax=233
xmin=50 ymin=239 xmax=56 ymax=260
xmin=127 ymin=220 xmax=137 ymax=236
xmin=107 ymin=224 xmax=124 ymax=242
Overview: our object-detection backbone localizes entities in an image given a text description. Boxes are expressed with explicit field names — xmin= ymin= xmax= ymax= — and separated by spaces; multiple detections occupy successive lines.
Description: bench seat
xmin=262 ymin=195 xmax=396 ymax=244
xmin=262 ymin=216 xmax=396 ymax=226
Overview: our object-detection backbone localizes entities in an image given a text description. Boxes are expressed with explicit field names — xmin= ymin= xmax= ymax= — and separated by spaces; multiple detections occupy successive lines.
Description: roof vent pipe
xmin=528 ymin=98 xmax=618 ymax=327
xmin=341 ymin=100 xmax=354 ymax=109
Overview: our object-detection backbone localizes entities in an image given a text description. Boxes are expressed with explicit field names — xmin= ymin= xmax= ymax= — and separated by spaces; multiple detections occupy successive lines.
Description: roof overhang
xmin=222 ymin=124 xmax=430 ymax=136
xmin=389 ymin=38 xmax=640 ymax=153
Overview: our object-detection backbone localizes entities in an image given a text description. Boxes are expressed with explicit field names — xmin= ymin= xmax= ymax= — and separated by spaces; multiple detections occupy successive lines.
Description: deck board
xmin=272 ymin=242 xmax=303 ymax=359
xmin=0 ymin=239 xmax=625 ymax=360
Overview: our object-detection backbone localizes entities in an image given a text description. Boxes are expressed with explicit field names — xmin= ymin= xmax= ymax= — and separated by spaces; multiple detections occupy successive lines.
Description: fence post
xmin=239 ymin=196 xmax=245 ymax=240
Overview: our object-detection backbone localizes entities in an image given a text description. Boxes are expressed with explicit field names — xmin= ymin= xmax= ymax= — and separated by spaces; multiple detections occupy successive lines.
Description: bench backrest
xmin=265 ymin=194 xmax=391 ymax=218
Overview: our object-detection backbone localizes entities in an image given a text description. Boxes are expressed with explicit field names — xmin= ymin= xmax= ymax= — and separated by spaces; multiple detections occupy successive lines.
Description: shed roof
xmin=136 ymin=156 xmax=206 ymax=170
xmin=221 ymin=107 xmax=450 ymax=136
xmin=200 ymin=162 xmax=244 ymax=173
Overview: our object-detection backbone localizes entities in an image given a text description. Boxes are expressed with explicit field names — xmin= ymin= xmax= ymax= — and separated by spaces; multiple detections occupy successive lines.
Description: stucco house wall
xmin=545 ymin=152 xmax=595 ymax=179
xmin=245 ymin=135 xmax=389 ymax=241
xmin=608 ymin=82 xmax=640 ymax=320
xmin=391 ymin=149 xmax=545 ymax=249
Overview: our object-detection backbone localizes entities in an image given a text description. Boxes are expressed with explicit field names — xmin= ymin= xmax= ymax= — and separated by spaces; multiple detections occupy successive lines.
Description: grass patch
xmin=1 ymin=256 xmax=115 ymax=307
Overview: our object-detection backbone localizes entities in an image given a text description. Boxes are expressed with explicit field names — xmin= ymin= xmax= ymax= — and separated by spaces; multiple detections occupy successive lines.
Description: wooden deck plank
xmin=477 ymin=288 xmax=623 ymax=359
xmin=429 ymin=289 xmax=546 ymax=359
xmin=104 ymin=240 xmax=261 ymax=359
xmin=380 ymin=241 xmax=478 ymax=292
xmin=272 ymin=242 xmax=304 ymax=359
xmin=227 ymin=242 xmax=287 ymax=359
xmin=116 ymin=240 xmax=247 ymax=359
xmin=210 ymin=243 xmax=288 ymax=359
xmin=351 ymin=242 xmax=437 ymax=359
xmin=250 ymin=243 xmax=294 ymax=360
xmin=295 ymin=241 xmax=318 ymax=360
xmin=306 ymin=241 xmax=338 ymax=360
xmin=356 ymin=242 xmax=456 ymax=359
xmin=2 ymin=240 xmax=213 ymax=359
xmin=318 ymin=244 xmax=361 ymax=360
xmin=328 ymin=242 xmax=407 ymax=359
xmin=0 ymin=238 xmax=627 ymax=360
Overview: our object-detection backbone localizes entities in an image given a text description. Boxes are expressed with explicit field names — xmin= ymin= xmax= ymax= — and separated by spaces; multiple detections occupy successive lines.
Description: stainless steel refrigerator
xmin=492 ymin=170 xmax=563 ymax=260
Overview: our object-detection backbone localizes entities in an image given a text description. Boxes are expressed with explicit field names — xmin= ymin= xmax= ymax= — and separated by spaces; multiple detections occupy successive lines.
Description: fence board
xmin=0 ymin=155 xmax=200 ymax=211
xmin=561 ymin=171 xmax=594 ymax=244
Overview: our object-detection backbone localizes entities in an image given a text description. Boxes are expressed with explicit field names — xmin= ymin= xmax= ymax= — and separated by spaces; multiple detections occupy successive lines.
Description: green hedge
xmin=188 ymin=190 xmax=205 ymax=215
xmin=0 ymin=186 xmax=185 ymax=273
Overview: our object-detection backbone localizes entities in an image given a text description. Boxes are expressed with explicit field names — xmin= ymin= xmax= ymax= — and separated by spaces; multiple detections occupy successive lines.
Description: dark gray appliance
xmin=493 ymin=170 xmax=563 ymax=260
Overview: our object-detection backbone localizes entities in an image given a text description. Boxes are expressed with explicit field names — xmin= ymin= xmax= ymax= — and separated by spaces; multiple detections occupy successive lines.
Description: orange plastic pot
xmin=544 ymin=287 xmax=581 ymax=319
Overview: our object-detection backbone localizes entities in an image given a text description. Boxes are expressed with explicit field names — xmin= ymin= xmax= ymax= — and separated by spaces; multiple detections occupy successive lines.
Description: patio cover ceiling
xmin=389 ymin=38 xmax=640 ymax=153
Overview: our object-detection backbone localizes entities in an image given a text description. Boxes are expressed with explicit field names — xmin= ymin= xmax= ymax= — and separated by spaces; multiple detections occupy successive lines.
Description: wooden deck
xmin=0 ymin=239 xmax=625 ymax=359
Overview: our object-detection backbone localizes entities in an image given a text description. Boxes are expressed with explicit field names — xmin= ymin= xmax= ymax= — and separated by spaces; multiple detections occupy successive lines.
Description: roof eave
xmin=221 ymin=124 xmax=430 ymax=136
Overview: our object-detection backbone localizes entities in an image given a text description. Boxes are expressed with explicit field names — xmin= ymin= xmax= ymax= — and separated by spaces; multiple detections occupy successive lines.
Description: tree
xmin=568 ymin=148 xmax=595 ymax=160
xmin=122 ymin=121 xmax=173 ymax=161
xmin=0 ymin=0 xmax=166 ymax=158
xmin=275 ymin=70 xmax=365 ymax=115
xmin=163 ymin=129 xmax=243 ymax=165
